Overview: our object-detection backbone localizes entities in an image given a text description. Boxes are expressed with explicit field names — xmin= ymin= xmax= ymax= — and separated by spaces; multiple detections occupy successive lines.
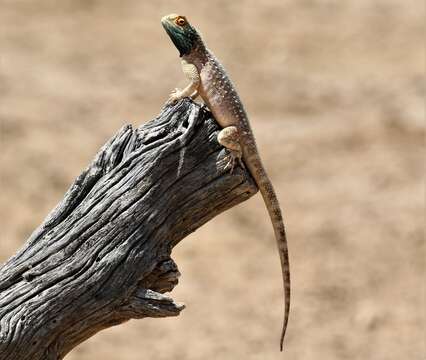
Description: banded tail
xmin=244 ymin=149 xmax=291 ymax=351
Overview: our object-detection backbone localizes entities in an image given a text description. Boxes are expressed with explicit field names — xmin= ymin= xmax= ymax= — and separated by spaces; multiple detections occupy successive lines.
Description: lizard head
xmin=161 ymin=14 xmax=200 ymax=57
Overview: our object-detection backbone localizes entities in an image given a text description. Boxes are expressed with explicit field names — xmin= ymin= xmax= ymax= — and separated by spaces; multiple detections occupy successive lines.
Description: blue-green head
xmin=161 ymin=14 xmax=200 ymax=57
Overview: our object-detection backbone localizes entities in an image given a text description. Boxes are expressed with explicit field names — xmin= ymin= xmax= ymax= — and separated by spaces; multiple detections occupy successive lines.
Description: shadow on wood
xmin=0 ymin=99 xmax=258 ymax=360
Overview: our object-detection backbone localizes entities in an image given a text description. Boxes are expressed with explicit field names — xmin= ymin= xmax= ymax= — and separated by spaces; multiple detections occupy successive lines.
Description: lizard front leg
xmin=217 ymin=126 xmax=244 ymax=173
xmin=169 ymin=59 xmax=200 ymax=103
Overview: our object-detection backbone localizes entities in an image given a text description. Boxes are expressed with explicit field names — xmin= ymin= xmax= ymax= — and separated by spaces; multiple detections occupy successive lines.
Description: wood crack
xmin=0 ymin=99 xmax=258 ymax=359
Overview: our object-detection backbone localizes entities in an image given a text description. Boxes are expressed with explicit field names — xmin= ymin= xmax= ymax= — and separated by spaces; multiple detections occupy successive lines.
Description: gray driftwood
xmin=0 ymin=99 xmax=257 ymax=360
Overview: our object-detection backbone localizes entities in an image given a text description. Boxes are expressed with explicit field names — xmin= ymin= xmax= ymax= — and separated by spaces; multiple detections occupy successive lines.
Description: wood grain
xmin=0 ymin=99 xmax=257 ymax=360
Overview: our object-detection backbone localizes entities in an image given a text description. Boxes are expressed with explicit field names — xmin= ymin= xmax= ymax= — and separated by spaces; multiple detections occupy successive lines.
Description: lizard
xmin=161 ymin=13 xmax=290 ymax=351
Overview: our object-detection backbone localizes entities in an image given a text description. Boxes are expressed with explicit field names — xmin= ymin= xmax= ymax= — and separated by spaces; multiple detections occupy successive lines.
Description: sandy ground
xmin=1 ymin=1 xmax=424 ymax=359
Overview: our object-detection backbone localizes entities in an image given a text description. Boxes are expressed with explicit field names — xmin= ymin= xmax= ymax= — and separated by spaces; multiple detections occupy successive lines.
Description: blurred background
xmin=0 ymin=0 xmax=424 ymax=359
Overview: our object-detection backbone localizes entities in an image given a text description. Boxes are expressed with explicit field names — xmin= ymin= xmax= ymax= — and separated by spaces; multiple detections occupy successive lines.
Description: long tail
xmin=246 ymin=155 xmax=291 ymax=351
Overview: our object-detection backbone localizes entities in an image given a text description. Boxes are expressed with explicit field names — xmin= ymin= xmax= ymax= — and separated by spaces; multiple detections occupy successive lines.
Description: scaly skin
xmin=161 ymin=14 xmax=290 ymax=351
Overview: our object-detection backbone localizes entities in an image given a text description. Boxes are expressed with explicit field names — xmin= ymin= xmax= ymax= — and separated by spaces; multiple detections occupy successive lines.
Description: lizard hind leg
xmin=217 ymin=126 xmax=244 ymax=173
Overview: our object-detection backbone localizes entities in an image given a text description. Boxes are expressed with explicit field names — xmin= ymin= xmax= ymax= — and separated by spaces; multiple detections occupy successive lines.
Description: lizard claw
xmin=223 ymin=150 xmax=244 ymax=174
xmin=168 ymin=88 xmax=184 ymax=104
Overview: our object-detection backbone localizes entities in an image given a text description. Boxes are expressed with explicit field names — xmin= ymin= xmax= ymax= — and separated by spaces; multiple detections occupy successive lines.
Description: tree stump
xmin=0 ymin=99 xmax=258 ymax=360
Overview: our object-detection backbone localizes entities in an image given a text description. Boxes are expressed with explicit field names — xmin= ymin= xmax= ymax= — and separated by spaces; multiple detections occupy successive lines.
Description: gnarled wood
xmin=0 ymin=99 xmax=257 ymax=360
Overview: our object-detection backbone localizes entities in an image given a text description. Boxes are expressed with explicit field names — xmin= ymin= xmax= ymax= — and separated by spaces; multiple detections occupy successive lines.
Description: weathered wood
xmin=0 ymin=99 xmax=257 ymax=360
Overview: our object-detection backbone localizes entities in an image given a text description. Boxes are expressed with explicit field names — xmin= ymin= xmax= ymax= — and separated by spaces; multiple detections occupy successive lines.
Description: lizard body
xmin=161 ymin=14 xmax=290 ymax=351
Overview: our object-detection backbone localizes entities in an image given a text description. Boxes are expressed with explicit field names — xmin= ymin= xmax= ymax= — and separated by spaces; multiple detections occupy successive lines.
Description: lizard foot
xmin=217 ymin=126 xmax=243 ymax=174
xmin=224 ymin=149 xmax=244 ymax=174
xmin=168 ymin=88 xmax=186 ymax=104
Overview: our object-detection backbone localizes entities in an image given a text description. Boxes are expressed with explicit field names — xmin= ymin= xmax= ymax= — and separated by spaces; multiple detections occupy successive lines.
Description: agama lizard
xmin=161 ymin=14 xmax=290 ymax=351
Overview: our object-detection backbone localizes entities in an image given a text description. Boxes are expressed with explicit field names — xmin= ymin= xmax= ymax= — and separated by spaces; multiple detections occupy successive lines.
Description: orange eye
xmin=175 ymin=16 xmax=186 ymax=26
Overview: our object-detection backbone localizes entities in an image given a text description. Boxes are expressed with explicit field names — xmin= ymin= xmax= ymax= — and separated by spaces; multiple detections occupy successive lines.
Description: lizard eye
xmin=175 ymin=16 xmax=186 ymax=26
